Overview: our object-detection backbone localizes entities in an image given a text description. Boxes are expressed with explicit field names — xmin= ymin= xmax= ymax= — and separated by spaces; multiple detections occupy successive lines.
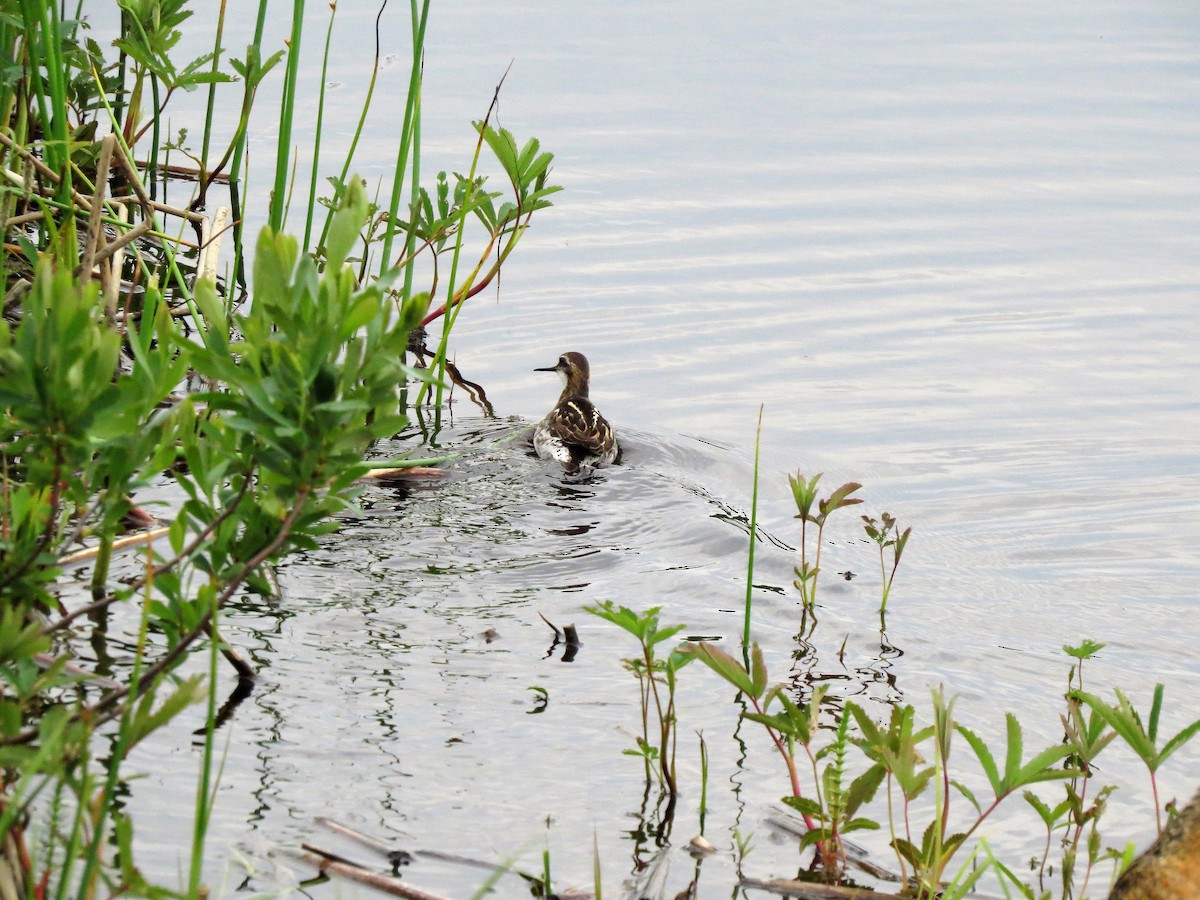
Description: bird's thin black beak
xmin=534 ymin=364 xmax=557 ymax=372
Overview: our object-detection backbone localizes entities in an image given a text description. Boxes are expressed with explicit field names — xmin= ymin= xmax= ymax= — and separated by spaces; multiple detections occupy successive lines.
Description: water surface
xmin=104 ymin=1 xmax=1200 ymax=895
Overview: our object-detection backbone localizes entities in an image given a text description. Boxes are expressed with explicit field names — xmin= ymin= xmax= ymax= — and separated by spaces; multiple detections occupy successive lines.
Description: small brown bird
xmin=533 ymin=352 xmax=619 ymax=474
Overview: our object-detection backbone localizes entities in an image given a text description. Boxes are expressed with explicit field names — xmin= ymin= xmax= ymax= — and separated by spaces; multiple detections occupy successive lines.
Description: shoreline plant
xmin=591 ymin=455 xmax=1199 ymax=898
xmin=1 ymin=0 xmax=561 ymax=892
xmin=583 ymin=601 xmax=692 ymax=799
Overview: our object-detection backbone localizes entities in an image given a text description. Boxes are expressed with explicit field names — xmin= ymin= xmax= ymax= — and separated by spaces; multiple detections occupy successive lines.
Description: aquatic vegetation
xmin=589 ymin=460 xmax=1200 ymax=896
xmin=2 ymin=2 xmax=1194 ymax=897
xmin=675 ymin=631 xmax=1199 ymax=895
xmin=862 ymin=511 xmax=911 ymax=615
xmin=583 ymin=601 xmax=691 ymax=797
xmin=1073 ymin=685 xmax=1200 ymax=836
xmin=681 ymin=640 xmax=878 ymax=879
xmin=0 ymin=0 xmax=560 ymax=893
xmin=0 ymin=180 xmax=427 ymax=894
xmin=788 ymin=472 xmax=863 ymax=611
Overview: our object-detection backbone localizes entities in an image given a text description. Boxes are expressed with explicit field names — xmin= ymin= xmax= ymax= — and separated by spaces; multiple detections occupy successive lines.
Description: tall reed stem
xmin=270 ymin=0 xmax=306 ymax=231
xmin=743 ymin=405 xmax=763 ymax=647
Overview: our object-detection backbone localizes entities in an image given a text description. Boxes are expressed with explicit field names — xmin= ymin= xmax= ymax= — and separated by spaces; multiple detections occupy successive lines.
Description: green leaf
xmin=841 ymin=817 xmax=881 ymax=834
xmin=798 ymin=829 xmax=832 ymax=851
xmin=1148 ymin=682 xmax=1163 ymax=744
xmin=845 ymin=763 xmax=885 ymax=818
xmin=125 ymin=675 xmax=206 ymax=750
xmin=343 ymin=294 xmax=383 ymax=335
xmin=1076 ymin=690 xmax=1159 ymax=768
xmin=193 ymin=276 xmax=227 ymax=341
xmin=679 ymin=641 xmax=758 ymax=698
xmin=1063 ymin=639 xmax=1105 ymax=660
xmin=956 ymin=723 xmax=1001 ymax=795
xmin=819 ymin=481 xmax=864 ymax=517
xmin=749 ymin=643 xmax=768 ymax=697
xmin=951 ymin=779 xmax=981 ymax=815
xmin=645 ymin=622 xmax=687 ymax=648
xmin=1003 ymin=712 xmax=1024 ymax=787
xmin=892 ymin=836 xmax=921 ymax=870
xmin=780 ymin=795 xmax=821 ymax=818
xmin=1160 ymin=716 xmax=1200 ymax=765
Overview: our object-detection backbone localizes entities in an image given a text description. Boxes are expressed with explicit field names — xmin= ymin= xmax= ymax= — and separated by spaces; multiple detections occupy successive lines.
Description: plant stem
xmin=743 ymin=405 xmax=762 ymax=647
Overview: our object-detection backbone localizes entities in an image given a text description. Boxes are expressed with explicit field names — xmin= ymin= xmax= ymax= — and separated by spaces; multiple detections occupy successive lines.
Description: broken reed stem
xmin=92 ymin=217 xmax=153 ymax=265
xmin=5 ymin=126 xmax=227 ymax=328
xmin=3 ymin=127 xmax=205 ymax=279
xmin=59 ymin=527 xmax=172 ymax=567
xmin=105 ymin=202 xmax=129 ymax=316
xmin=148 ymin=198 xmax=207 ymax=223
xmin=3 ymin=210 xmax=44 ymax=227
xmin=198 ymin=207 xmax=229 ymax=279
xmin=78 ymin=134 xmax=117 ymax=278
xmin=0 ymin=131 xmax=94 ymax=212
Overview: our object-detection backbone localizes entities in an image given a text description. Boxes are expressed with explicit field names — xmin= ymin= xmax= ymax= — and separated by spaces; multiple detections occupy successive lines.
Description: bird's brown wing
xmin=553 ymin=398 xmax=615 ymax=453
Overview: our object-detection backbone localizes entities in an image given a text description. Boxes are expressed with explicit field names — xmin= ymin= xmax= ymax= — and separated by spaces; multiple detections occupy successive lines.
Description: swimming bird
xmin=533 ymin=351 xmax=619 ymax=474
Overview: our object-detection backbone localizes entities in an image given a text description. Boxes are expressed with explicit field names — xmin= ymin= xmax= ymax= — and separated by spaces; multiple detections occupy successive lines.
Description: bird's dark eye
xmin=560 ymin=356 xmax=568 ymax=366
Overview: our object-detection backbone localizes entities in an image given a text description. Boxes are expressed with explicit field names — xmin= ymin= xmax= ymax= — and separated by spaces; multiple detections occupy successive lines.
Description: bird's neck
xmin=558 ymin=372 xmax=589 ymax=401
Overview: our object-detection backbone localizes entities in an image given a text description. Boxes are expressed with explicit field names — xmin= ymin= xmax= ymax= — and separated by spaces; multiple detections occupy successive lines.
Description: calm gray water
xmin=99 ymin=1 xmax=1200 ymax=896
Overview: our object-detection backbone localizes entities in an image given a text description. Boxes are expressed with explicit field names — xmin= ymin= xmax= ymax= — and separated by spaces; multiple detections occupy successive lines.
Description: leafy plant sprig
xmin=680 ymin=641 xmax=854 ymax=878
xmin=584 ymin=602 xmax=692 ymax=795
xmin=788 ymin=473 xmax=862 ymax=611
xmin=1073 ymin=684 xmax=1200 ymax=835
xmin=862 ymin=512 xmax=911 ymax=614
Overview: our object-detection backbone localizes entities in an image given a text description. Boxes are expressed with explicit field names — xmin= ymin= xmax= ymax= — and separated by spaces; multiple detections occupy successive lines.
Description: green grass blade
xmin=743 ymin=405 xmax=763 ymax=646
xmin=303 ymin=1 xmax=338 ymax=251
xmin=269 ymin=0 xmax=306 ymax=231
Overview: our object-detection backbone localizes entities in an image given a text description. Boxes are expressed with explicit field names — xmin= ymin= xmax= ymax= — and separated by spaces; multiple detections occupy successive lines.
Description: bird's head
xmin=536 ymin=351 xmax=591 ymax=399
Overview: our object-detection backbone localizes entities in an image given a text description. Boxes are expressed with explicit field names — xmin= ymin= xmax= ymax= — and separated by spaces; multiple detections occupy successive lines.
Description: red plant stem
xmin=750 ymin=696 xmax=815 ymax=831
xmin=418 ymin=209 xmax=534 ymax=328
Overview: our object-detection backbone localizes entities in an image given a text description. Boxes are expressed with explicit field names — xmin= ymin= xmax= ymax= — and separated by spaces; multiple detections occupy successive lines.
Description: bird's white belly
xmin=532 ymin=418 xmax=618 ymax=470
xmin=533 ymin=421 xmax=573 ymax=465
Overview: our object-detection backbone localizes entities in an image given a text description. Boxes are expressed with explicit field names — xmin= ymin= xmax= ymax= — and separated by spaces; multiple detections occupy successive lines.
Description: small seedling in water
xmin=788 ymin=473 xmax=863 ymax=610
xmin=680 ymin=640 xmax=853 ymax=879
xmin=862 ymin=512 xmax=911 ymax=613
xmin=583 ymin=601 xmax=691 ymax=795
xmin=1063 ymin=638 xmax=1105 ymax=692
xmin=732 ymin=828 xmax=755 ymax=875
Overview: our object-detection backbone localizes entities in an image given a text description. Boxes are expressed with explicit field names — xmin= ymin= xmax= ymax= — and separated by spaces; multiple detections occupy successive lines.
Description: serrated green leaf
xmin=845 ymin=763 xmax=885 ymax=817
xmin=957 ymin=723 xmax=1001 ymax=795
xmin=841 ymin=817 xmax=881 ymax=834
xmin=952 ymin=778 xmax=982 ymax=815
xmin=780 ymin=795 xmax=821 ymax=818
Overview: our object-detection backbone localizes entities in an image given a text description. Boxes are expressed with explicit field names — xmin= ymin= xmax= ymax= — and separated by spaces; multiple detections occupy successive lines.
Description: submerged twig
xmin=738 ymin=876 xmax=905 ymax=899
xmin=293 ymin=847 xmax=451 ymax=900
